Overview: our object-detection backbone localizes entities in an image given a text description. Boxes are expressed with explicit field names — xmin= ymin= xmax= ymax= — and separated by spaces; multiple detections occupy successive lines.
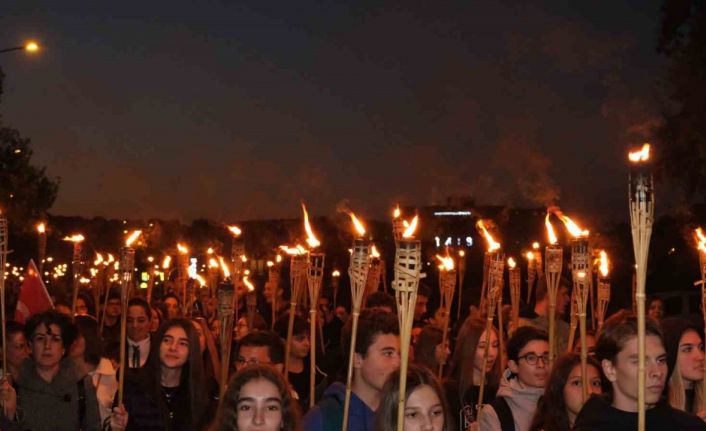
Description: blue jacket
xmin=303 ymin=382 xmax=375 ymax=431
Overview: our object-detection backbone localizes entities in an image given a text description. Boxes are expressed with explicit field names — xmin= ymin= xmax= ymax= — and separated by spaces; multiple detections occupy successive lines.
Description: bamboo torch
xmin=694 ymin=228 xmax=706 ymax=410
xmin=207 ymin=248 xmax=219 ymax=298
xmin=302 ymin=203 xmax=325 ymax=408
xmin=544 ymin=214 xmax=563 ymax=369
xmin=118 ymin=230 xmax=141 ymax=405
xmin=596 ymin=251 xmax=610 ymax=335
xmin=176 ymin=243 xmax=190 ymax=313
xmin=477 ymin=252 xmax=504 ymax=423
xmin=393 ymin=215 xmax=426 ymax=431
xmin=93 ymin=253 xmax=105 ymax=319
xmin=526 ymin=249 xmax=536 ymax=304
xmin=508 ymin=257 xmax=521 ymax=335
xmin=281 ymin=245 xmax=308 ymax=379
xmin=331 ymin=269 xmax=341 ymax=309
xmin=457 ymin=249 xmax=466 ymax=320
xmin=364 ymin=245 xmax=383 ymax=305
xmin=100 ymin=254 xmax=116 ymax=332
xmin=64 ymin=234 xmax=85 ymax=316
xmin=216 ymin=256 xmax=235 ymax=397
xmin=267 ymin=259 xmax=282 ymax=329
xmin=435 ymin=254 xmax=456 ymax=378
xmin=628 ymin=143 xmax=654 ymax=431
xmin=229 ymin=226 xmax=245 ymax=328
xmin=342 ymin=212 xmax=372 ymax=431
xmin=37 ymin=222 xmax=46 ymax=276
xmin=477 ymin=220 xmax=504 ymax=367
xmin=0 ymin=213 xmax=8 ymax=377
xmin=392 ymin=205 xmax=405 ymax=241
xmin=243 ymin=275 xmax=257 ymax=331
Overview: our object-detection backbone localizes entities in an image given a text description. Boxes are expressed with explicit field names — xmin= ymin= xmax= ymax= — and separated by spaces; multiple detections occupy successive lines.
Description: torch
xmin=526 ymin=249 xmax=536 ymax=304
xmin=207 ymin=248 xmax=219 ymax=298
xmin=596 ymin=251 xmax=610 ymax=334
xmin=243 ymin=275 xmax=257 ymax=331
xmin=508 ymin=257 xmax=521 ymax=335
xmin=37 ymin=222 xmax=46 ymax=275
xmin=476 ymin=252 xmax=504 ymax=423
xmin=216 ymin=256 xmax=235 ymax=397
xmin=694 ymin=228 xmax=706 ymax=410
xmin=342 ymin=212 xmax=372 ymax=431
xmin=457 ymin=249 xmax=466 ymax=320
xmin=0 ymin=213 xmax=8 ymax=377
xmin=176 ymin=243 xmax=190 ymax=314
xmin=477 ymin=221 xmax=500 ymax=313
xmin=364 ymin=245 xmax=383 ymax=304
xmin=331 ymin=269 xmax=341 ymax=310
xmin=118 ymin=230 xmax=141 ymax=405
xmin=544 ymin=214 xmax=563 ymax=369
xmin=92 ymin=253 xmax=105 ymax=319
xmin=100 ymin=254 xmax=116 ymax=332
xmin=281 ymin=245 xmax=308 ymax=378
xmin=229 ymin=226 xmax=245 ymax=327
xmin=435 ymin=254 xmax=456 ymax=378
xmin=302 ymin=203 xmax=325 ymax=408
xmin=267 ymin=258 xmax=282 ymax=330
xmin=392 ymin=215 xmax=426 ymax=431
xmin=628 ymin=143 xmax=654 ymax=431
xmin=392 ymin=205 xmax=405 ymax=240
xmin=64 ymin=234 xmax=86 ymax=316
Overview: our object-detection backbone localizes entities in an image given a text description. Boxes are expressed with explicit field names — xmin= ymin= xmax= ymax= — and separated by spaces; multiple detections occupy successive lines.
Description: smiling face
xmin=127 ymin=305 xmax=150 ymax=342
xmin=159 ymin=325 xmax=190 ymax=369
xmin=236 ymin=378 xmax=283 ymax=431
xmin=403 ymin=384 xmax=445 ymax=431
xmin=31 ymin=323 xmax=65 ymax=370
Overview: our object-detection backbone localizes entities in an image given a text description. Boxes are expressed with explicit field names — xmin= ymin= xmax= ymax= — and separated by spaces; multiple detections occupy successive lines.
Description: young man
xmin=234 ymin=330 xmax=285 ymax=373
xmin=479 ymin=326 xmax=549 ymax=431
xmin=518 ymin=277 xmax=570 ymax=352
xmin=304 ymin=308 xmax=400 ymax=431
xmin=126 ymin=297 xmax=151 ymax=368
xmin=573 ymin=312 xmax=706 ymax=430
xmin=101 ymin=290 xmax=122 ymax=348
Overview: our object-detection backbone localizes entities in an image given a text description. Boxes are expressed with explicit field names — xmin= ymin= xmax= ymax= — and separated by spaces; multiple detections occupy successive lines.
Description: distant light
xmin=25 ymin=41 xmax=39 ymax=52
xmin=433 ymin=211 xmax=472 ymax=217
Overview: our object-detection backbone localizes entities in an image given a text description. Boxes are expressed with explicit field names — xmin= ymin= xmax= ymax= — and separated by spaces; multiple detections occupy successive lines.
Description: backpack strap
xmin=77 ymin=379 xmax=87 ymax=430
xmin=490 ymin=396 xmax=515 ymax=431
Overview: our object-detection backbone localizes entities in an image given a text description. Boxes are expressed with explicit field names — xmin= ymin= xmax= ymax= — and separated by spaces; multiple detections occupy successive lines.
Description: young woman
xmin=661 ymin=317 xmax=706 ymax=417
xmin=210 ymin=364 xmax=301 ymax=431
xmin=120 ymin=318 xmax=218 ymax=430
xmin=413 ymin=324 xmax=449 ymax=374
xmin=375 ymin=363 xmax=452 ymax=431
xmin=444 ymin=316 xmax=501 ymax=431
xmin=528 ymin=353 xmax=604 ymax=431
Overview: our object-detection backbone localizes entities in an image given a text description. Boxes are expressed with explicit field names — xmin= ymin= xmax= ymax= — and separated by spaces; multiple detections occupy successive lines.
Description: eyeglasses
xmin=517 ymin=352 xmax=549 ymax=365
xmin=234 ymin=357 xmax=272 ymax=367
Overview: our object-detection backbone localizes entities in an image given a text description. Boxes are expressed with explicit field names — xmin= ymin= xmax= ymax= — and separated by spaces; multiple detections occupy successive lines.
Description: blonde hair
xmin=668 ymin=361 xmax=704 ymax=412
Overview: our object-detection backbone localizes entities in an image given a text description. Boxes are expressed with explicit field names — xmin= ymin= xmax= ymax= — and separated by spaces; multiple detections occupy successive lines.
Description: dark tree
xmin=655 ymin=0 xmax=706 ymax=201
xmin=0 ymin=67 xmax=60 ymax=231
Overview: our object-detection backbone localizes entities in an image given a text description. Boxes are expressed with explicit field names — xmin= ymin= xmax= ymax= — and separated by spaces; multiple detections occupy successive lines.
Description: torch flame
xmin=599 ymin=250 xmax=609 ymax=277
xmin=459 ymin=250 xmax=465 ymax=257
xmin=192 ymin=274 xmax=207 ymax=287
xmin=207 ymin=247 xmax=214 ymax=255
xmin=267 ymin=261 xmax=274 ymax=267
xmin=545 ymin=214 xmax=558 ymax=245
xmin=332 ymin=270 xmax=340 ymax=277
xmin=348 ymin=212 xmax=366 ymax=237
xmin=525 ymin=251 xmax=534 ymax=261
xmin=208 ymin=258 xmax=219 ymax=268
xmin=402 ymin=215 xmax=419 ymax=239
xmin=218 ymin=256 xmax=231 ymax=278
xmin=37 ymin=223 xmax=46 ymax=234
xmin=227 ymin=225 xmax=242 ymax=236
xmin=371 ymin=245 xmax=381 ymax=258
xmin=241 ymin=255 xmax=248 ymax=263
xmin=107 ymin=254 xmax=115 ymax=263
xmin=695 ymin=228 xmax=706 ymax=253
xmin=125 ymin=230 xmax=142 ymax=247
xmin=279 ymin=245 xmax=307 ymax=255
xmin=550 ymin=208 xmax=589 ymax=238
xmin=435 ymin=255 xmax=455 ymax=271
xmin=532 ymin=242 xmax=540 ymax=250
xmin=302 ymin=203 xmax=321 ymax=249
xmin=162 ymin=256 xmax=172 ymax=269
xmin=628 ymin=143 xmax=651 ymax=162
xmin=177 ymin=243 xmax=189 ymax=254
xmin=476 ymin=220 xmax=501 ymax=252
xmin=276 ymin=254 xmax=283 ymax=263
xmin=393 ymin=205 xmax=401 ymax=219
xmin=94 ymin=253 xmax=104 ymax=266
xmin=243 ymin=275 xmax=255 ymax=292
xmin=63 ymin=234 xmax=85 ymax=243
xmin=507 ymin=257 xmax=517 ymax=269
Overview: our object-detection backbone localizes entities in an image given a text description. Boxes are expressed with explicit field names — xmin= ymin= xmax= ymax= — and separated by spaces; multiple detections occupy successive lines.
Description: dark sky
xmin=0 ymin=1 xmax=665 ymax=225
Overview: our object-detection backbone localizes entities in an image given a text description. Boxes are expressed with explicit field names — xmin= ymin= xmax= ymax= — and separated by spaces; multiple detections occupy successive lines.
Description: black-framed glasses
xmin=517 ymin=352 xmax=549 ymax=365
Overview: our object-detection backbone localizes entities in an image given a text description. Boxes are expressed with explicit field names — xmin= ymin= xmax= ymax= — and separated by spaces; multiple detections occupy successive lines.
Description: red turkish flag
xmin=14 ymin=260 xmax=53 ymax=324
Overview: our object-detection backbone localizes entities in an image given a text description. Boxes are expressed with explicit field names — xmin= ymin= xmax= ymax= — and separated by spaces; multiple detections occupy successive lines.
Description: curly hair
xmin=529 ymin=353 xmax=605 ymax=431
xmin=375 ymin=364 xmax=454 ymax=431
xmin=211 ymin=364 xmax=300 ymax=431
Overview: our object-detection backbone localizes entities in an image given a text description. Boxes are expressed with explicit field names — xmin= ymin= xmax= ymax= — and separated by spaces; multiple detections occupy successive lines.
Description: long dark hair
xmin=375 ymin=364 xmax=454 ymax=431
xmin=211 ymin=364 xmax=300 ymax=431
xmin=148 ymin=318 xmax=210 ymax=427
xmin=528 ymin=353 xmax=604 ymax=431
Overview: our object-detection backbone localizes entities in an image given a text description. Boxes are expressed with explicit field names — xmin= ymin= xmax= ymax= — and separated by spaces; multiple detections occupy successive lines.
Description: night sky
xmin=0 ymin=1 xmax=665 ymax=225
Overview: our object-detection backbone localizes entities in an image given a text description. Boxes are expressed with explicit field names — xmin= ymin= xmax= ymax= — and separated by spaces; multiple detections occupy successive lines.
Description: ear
xmin=601 ymin=359 xmax=617 ymax=382
xmin=353 ymin=352 xmax=363 ymax=369
xmin=508 ymin=359 xmax=519 ymax=374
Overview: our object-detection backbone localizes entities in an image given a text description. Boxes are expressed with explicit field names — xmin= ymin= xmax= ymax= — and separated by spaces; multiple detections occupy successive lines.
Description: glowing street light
xmin=0 ymin=41 xmax=41 ymax=54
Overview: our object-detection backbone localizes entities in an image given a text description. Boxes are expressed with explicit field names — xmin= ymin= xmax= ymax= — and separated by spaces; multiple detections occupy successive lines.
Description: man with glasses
xmin=480 ymin=326 xmax=549 ymax=431
xmin=233 ymin=330 xmax=285 ymax=373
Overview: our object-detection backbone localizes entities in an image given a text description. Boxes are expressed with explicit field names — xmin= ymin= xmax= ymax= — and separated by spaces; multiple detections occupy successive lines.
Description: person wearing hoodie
xmin=303 ymin=308 xmax=400 ymax=431
xmin=573 ymin=311 xmax=706 ymax=431
xmin=479 ymin=326 xmax=549 ymax=431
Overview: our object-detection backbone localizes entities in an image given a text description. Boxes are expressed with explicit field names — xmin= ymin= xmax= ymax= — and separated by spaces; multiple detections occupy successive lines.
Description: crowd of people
xmin=0 ymin=272 xmax=704 ymax=431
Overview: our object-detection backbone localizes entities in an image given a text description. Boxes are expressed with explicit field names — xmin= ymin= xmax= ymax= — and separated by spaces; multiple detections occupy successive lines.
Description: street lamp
xmin=0 ymin=41 xmax=40 ymax=54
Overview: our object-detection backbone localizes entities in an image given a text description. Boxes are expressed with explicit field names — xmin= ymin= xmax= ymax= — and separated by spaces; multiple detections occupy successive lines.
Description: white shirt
xmin=127 ymin=335 xmax=150 ymax=368
xmin=90 ymin=357 xmax=118 ymax=424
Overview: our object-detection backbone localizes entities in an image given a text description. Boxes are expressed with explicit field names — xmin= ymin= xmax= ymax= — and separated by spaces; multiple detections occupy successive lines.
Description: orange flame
xmin=402 ymin=215 xmax=419 ymax=238
xmin=458 ymin=249 xmax=465 ymax=257
xmin=695 ymin=228 xmax=706 ymax=253
xmin=241 ymin=255 xmax=248 ymax=263
xmin=551 ymin=208 xmax=589 ymax=238
xmin=628 ymin=143 xmax=651 ymax=162
xmin=371 ymin=245 xmax=381 ymax=258
xmin=218 ymin=256 xmax=231 ymax=278
xmin=94 ymin=253 xmax=104 ymax=266
xmin=177 ymin=243 xmax=189 ymax=254
xmin=193 ymin=274 xmax=207 ymax=287
xmin=125 ymin=230 xmax=142 ymax=247
xmin=301 ymin=203 xmax=321 ymax=248
xmin=525 ymin=251 xmax=534 ymax=261
xmin=162 ymin=256 xmax=171 ymax=269
xmin=107 ymin=253 xmax=115 ymax=263
xmin=243 ymin=275 xmax=255 ymax=292
xmin=545 ymin=214 xmax=558 ymax=245
xmin=436 ymin=254 xmax=455 ymax=271
xmin=348 ymin=212 xmax=366 ymax=237
xmin=37 ymin=223 xmax=46 ymax=234
xmin=63 ymin=234 xmax=85 ymax=243
xmin=207 ymin=247 xmax=214 ymax=255
xmin=208 ymin=258 xmax=219 ymax=268
xmin=476 ymin=220 xmax=501 ymax=252
xmin=599 ymin=250 xmax=609 ymax=277
xmin=532 ymin=242 xmax=540 ymax=250
xmin=276 ymin=254 xmax=283 ymax=263
xmin=332 ymin=270 xmax=341 ymax=277
xmin=279 ymin=245 xmax=307 ymax=255
xmin=393 ymin=205 xmax=401 ymax=219
xmin=267 ymin=260 xmax=274 ymax=267
xmin=507 ymin=257 xmax=517 ymax=269
xmin=227 ymin=225 xmax=242 ymax=236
